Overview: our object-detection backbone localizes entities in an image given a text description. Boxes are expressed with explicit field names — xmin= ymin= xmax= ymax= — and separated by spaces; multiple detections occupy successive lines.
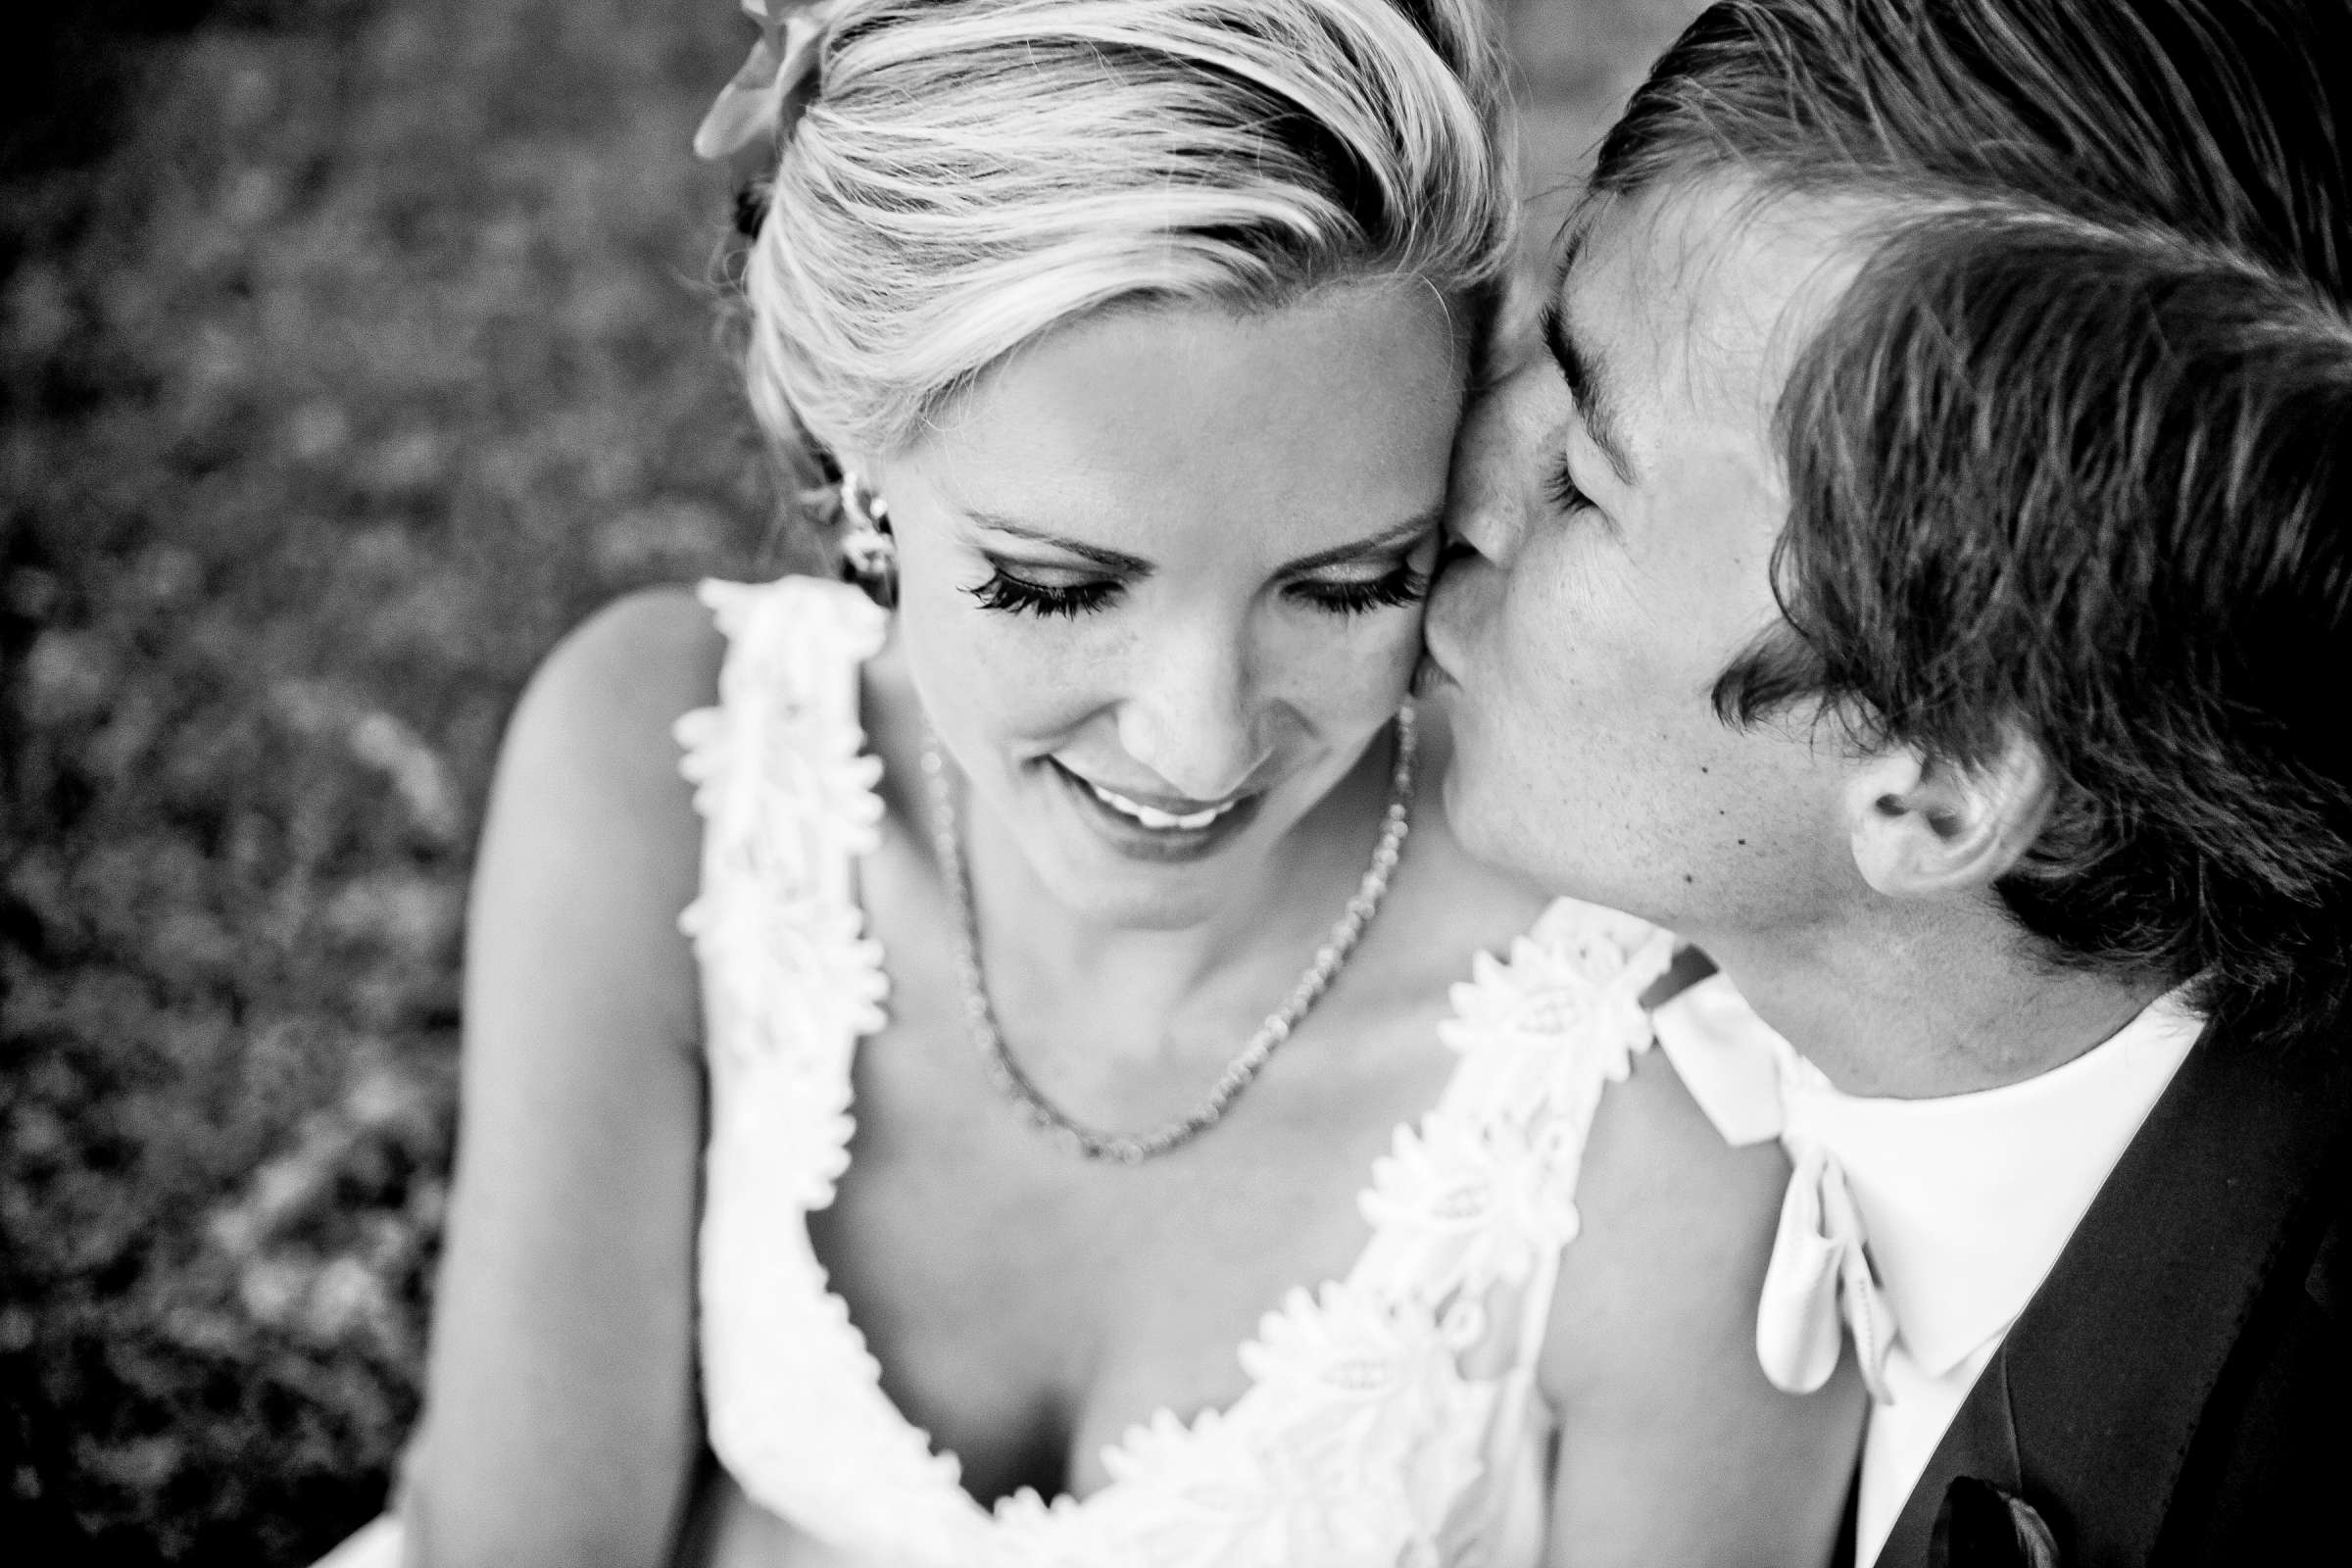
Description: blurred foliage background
xmin=1 ymin=2 xmax=1699 ymax=1562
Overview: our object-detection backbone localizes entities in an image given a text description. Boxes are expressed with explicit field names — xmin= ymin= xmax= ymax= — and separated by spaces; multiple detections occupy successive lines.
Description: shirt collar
xmin=1657 ymin=975 xmax=2205 ymax=1379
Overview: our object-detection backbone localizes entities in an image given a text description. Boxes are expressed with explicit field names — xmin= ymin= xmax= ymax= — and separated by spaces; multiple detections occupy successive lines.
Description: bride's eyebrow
xmin=962 ymin=511 xmax=1152 ymax=572
xmin=1274 ymin=508 xmax=1445 ymax=575
xmin=961 ymin=506 xmax=1442 ymax=576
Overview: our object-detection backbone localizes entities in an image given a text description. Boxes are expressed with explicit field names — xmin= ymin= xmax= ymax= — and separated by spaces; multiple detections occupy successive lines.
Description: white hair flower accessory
xmin=693 ymin=0 xmax=849 ymax=162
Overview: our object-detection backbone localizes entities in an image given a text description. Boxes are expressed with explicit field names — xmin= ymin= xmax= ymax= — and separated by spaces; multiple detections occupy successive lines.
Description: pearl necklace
xmin=921 ymin=707 xmax=1417 ymax=1165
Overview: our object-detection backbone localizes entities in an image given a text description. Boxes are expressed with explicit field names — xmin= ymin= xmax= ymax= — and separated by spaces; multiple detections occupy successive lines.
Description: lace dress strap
xmin=1357 ymin=899 xmax=1680 ymax=1372
xmin=674 ymin=576 xmax=893 ymax=1091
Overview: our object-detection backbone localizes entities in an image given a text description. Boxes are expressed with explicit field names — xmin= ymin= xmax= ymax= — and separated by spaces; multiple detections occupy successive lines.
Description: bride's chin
xmin=1007 ymin=844 xmax=1246 ymax=934
xmin=1058 ymin=881 xmax=1238 ymax=934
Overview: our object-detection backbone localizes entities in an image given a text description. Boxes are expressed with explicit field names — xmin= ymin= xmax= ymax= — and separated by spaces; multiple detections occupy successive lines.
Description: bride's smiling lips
xmin=1041 ymin=757 xmax=1266 ymax=863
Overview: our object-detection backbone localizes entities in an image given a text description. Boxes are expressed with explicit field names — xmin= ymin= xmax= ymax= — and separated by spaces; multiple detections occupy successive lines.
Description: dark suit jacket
xmin=1867 ymin=1004 xmax=2352 ymax=1567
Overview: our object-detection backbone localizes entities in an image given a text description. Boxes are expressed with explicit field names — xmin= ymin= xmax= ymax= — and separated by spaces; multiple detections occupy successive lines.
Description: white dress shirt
xmin=1655 ymin=976 xmax=2205 ymax=1566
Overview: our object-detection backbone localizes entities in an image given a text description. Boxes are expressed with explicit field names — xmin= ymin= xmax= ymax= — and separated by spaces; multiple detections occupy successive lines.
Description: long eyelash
xmin=1293 ymin=564 xmax=1432 ymax=616
xmin=1545 ymin=455 xmax=1592 ymax=514
xmin=964 ymin=570 xmax=1116 ymax=618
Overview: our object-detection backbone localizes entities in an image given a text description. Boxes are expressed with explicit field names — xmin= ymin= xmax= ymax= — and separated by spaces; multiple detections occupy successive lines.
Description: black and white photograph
xmin=7 ymin=3 xmax=2347 ymax=1565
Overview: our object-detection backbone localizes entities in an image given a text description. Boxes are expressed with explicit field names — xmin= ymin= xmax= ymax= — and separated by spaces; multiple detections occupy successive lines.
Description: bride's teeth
xmin=1086 ymin=781 xmax=1231 ymax=831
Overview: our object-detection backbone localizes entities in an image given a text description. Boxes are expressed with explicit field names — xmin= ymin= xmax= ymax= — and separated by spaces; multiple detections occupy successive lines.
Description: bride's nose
xmin=1114 ymin=613 xmax=1272 ymax=803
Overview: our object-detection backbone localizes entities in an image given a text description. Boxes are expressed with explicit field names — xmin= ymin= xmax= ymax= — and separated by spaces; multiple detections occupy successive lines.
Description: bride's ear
xmin=1842 ymin=730 xmax=2054 ymax=898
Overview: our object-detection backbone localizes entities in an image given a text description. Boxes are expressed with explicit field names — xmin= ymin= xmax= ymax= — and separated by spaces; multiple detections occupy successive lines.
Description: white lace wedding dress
xmin=324 ymin=574 xmax=1718 ymax=1568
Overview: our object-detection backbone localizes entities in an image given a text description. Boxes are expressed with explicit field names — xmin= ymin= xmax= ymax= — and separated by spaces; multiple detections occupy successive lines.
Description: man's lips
xmin=1411 ymin=647 xmax=1455 ymax=697
xmin=1419 ymin=573 xmax=1472 ymax=692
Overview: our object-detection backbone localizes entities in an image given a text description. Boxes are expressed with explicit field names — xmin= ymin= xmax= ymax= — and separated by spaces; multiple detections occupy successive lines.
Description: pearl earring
xmin=836 ymin=471 xmax=897 ymax=610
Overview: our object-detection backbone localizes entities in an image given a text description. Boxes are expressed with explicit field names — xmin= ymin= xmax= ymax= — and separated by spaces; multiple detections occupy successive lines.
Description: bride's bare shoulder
xmin=469 ymin=587 xmax=724 ymax=1034
xmin=416 ymin=586 xmax=727 ymax=1560
xmin=498 ymin=586 xmax=727 ymax=856
xmin=513 ymin=586 xmax=723 ymax=789
xmin=1534 ymin=1026 xmax=1862 ymax=1563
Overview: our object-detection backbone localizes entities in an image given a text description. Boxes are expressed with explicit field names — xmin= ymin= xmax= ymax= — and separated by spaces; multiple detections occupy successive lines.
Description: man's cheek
xmin=1503 ymin=549 xmax=1591 ymax=696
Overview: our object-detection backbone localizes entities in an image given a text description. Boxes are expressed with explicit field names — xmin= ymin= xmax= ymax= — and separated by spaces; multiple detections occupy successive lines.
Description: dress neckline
xmin=802 ymin=759 xmax=1492 ymax=1522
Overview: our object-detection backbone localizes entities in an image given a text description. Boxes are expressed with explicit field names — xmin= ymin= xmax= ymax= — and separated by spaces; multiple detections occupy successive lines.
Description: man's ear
xmin=1842 ymin=731 xmax=2053 ymax=898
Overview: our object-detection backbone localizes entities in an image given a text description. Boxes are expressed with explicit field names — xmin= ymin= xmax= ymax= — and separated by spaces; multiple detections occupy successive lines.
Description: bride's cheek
xmin=1349 ymin=610 xmax=1433 ymax=690
xmin=1288 ymin=622 xmax=1423 ymax=738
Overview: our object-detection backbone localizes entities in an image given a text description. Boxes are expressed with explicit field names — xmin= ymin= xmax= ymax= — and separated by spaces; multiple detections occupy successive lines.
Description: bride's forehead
xmin=907 ymin=450 xmax=1447 ymax=570
xmin=899 ymin=289 xmax=1463 ymax=521
xmin=967 ymin=286 xmax=1463 ymax=420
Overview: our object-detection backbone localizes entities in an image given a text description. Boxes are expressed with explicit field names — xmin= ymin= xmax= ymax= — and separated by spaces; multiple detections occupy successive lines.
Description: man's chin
xmin=1427 ymin=724 xmax=1573 ymax=900
xmin=1434 ymin=731 xmax=1511 ymax=868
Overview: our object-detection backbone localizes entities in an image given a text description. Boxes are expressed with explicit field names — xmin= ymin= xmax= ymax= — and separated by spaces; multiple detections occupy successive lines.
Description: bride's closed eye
xmin=964 ymin=559 xmax=1434 ymax=620
xmin=965 ymin=567 xmax=1116 ymax=618
xmin=1286 ymin=561 xmax=1432 ymax=614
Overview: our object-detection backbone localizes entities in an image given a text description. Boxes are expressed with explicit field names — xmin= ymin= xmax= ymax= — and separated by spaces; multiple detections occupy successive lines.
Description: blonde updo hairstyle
xmin=740 ymin=0 xmax=1519 ymax=475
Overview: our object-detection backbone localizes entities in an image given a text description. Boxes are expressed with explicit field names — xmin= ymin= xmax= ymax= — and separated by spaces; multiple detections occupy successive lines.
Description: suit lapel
xmin=1876 ymin=1012 xmax=2352 ymax=1566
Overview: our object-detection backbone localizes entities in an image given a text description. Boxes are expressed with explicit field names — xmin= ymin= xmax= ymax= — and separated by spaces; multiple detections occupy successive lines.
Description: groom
xmin=1428 ymin=0 xmax=2351 ymax=1563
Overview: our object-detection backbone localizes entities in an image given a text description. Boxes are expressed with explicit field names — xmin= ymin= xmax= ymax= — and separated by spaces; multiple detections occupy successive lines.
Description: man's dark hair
xmin=1590 ymin=0 xmax=2352 ymax=1027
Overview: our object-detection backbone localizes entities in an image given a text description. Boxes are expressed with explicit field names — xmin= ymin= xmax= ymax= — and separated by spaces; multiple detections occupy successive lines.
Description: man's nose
xmin=1444 ymin=363 xmax=1547 ymax=568
xmin=1115 ymin=614 xmax=1270 ymax=803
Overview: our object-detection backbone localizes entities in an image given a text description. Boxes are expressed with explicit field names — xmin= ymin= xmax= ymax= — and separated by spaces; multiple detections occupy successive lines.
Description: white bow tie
xmin=1755 ymin=1140 xmax=1898 ymax=1403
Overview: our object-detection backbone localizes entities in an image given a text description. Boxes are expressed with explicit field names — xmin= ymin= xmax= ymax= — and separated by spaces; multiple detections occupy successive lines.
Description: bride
xmin=379 ymin=2 xmax=1860 ymax=1564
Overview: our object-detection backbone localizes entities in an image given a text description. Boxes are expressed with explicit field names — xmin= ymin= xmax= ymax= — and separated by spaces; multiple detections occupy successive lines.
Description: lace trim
xmin=681 ymin=576 xmax=1680 ymax=1565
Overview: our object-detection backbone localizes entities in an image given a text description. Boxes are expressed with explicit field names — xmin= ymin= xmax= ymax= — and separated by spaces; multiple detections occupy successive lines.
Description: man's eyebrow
xmin=1542 ymin=240 xmax=1639 ymax=485
xmin=962 ymin=512 xmax=1152 ymax=572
